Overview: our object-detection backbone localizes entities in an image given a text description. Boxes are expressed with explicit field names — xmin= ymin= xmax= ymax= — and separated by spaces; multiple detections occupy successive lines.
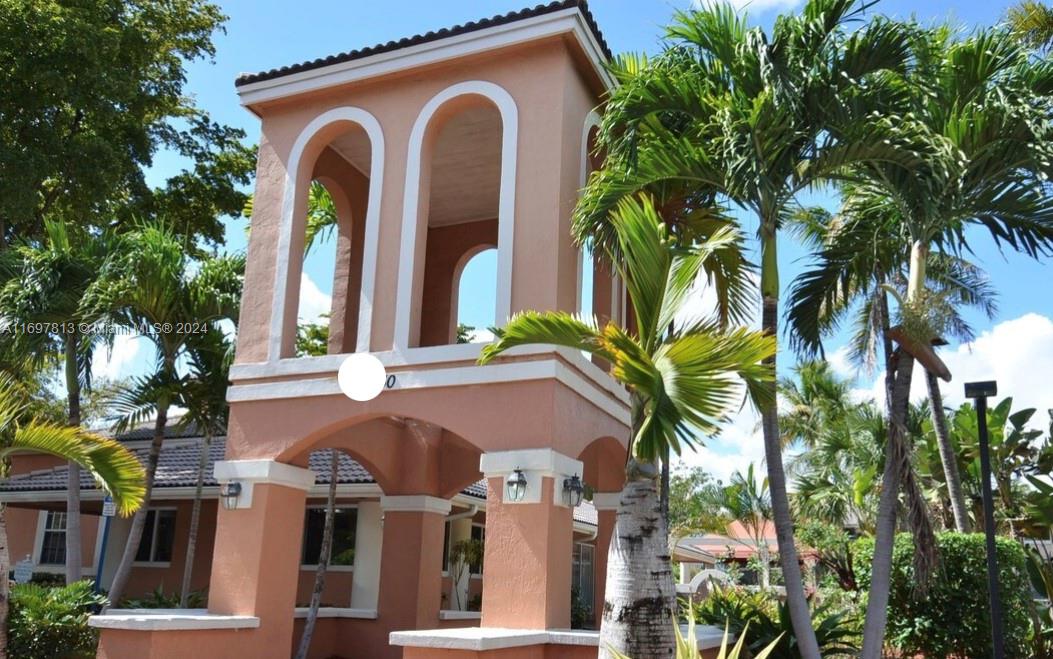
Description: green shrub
xmin=119 ymin=584 xmax=207 ymax=609
xmin=693 ymin=586 xmax=859 ymax=658
xmin=8 ymin=581 xmax=106 ymax=658
xmin=854 ymin=532 xmax=1031 ymax=658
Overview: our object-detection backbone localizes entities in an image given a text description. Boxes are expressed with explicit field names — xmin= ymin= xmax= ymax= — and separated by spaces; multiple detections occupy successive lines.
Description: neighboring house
xmin=11 ymin=3 xmax=729 ymax=658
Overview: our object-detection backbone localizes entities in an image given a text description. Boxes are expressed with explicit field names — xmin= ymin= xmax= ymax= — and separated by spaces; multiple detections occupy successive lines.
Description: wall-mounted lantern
xmin=506 ymin=469 xmax=528 ymax=503
xmin=562 ymin=475 xmax=585 ymax=508
xmin=220 ymin=481 xmax=243 ymax=510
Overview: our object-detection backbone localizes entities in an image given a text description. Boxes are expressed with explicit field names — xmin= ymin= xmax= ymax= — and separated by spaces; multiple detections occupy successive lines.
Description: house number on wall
xmin=385 ymin=374 xmax=397 ymax=389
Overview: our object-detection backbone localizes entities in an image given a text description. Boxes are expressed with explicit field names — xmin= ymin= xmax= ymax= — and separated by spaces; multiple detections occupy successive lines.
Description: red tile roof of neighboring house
xmin=234 ymin=0 xmax=611 ymax=87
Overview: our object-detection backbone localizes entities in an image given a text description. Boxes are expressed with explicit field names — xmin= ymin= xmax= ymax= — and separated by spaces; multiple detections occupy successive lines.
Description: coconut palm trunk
xmin=179 ymin=430 xmax=210 ymax=607
xmin=600 ymin=457 xmax=676 ymax=659
xmin=925 ymin=369 xmax=970 ymax=532
xmin=296 ymin=450 xmax=338 ymax=659
xmin=759 ymin=232 xmax=821 ymax=659
xmin=105 ymin=404 xmax=167 ymax=608
xmin=64 ymin=334 xmax=83 ymax=584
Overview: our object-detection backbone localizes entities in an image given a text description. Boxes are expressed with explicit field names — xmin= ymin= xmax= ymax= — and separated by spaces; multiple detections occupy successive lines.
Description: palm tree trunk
xmin=296 ymin=450 xmax=338 ymax=659
xmin=105 ymin=405 xmax=167 ymax=609
xmin=179 ymin=430 xmax=210 ymax=608
xmin=759 ymin=231 xmax=820 ymax=659
xmin=926 ymin=370 xmax=970 ymax=532
xmin=599 ymin=458 xmax=676 ymax=659
xmin=0 ymin=501 xmax=9 ymax=656
xmin=64 ymin=335 xmax=83 ymax=584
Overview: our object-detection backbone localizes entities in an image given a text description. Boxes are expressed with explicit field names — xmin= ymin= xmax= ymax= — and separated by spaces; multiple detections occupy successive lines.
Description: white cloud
xmin=91 ymin=334 xmax=144 ymax=380
xmin=298 ymin=272 xmax=333 ymax=325
xmin=677 ymin=400 xmax=765 ymax=484
xmin=849 ymin=313 xmax=1053 ymax=413
xmin=694 ymin=0 xmax=802 ymax=14
xmin=469 ymin=327 xmax=496 ymax=344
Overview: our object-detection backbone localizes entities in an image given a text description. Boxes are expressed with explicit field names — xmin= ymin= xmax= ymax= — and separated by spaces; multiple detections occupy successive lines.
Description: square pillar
xmin=208 ymin=460 xmax=315 ymax=653
xmin=377 ymin=495 xmax=452 ymax=630
xmin=591 ymin=491 xmax=619 ymax=623
xmin=479 ymin=449 xmax=581 ymax=629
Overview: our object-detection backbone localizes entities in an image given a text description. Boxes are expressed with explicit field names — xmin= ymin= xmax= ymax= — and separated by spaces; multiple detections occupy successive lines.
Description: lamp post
xmin=964 ymin=379 xmax=1004 ymax=659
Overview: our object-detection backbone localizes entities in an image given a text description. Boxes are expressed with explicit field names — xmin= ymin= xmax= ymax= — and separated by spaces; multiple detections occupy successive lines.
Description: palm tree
xmin=817 ymin=26 xmax=1053 ymax=658
xmin=85 ymin=222 xmax=243 ymax=607
xmin=1008 ymin=1 xmax=1053 ymax=50
xmin=0 ymin=220 xmax=115 ymax=583
xmin=574 ymin=3 xmax=918 ymax=653
xmin=295 ymin=449 xmax=338 ymax=659
xmin=701 ymin=464 xmax=774 ymax=588
xmin=0 ymin=372 xmax=144 ymax=654
xmin=177 ymin=327 xmax=233 ymax=607
xmin=480 ymin=194 xmax=775 ymax=658
xmin=787 ymin=205 xmax=1000 ymax=535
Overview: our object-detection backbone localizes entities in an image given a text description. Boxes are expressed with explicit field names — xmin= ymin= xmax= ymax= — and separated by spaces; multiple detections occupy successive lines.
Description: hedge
xmin=854 ymin=532 xmax=1031 ymax=658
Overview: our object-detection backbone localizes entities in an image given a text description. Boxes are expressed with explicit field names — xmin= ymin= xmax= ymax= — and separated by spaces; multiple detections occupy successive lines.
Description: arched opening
xmin=396 ymin=82 xmax=517 ymax=350
xmin=453 ymin=247 xmax=497 ymax=343
xmin=271 ymin=108 xmax=384 ymax=361
xmin=415 ymin=100 xmax=502 ymax=347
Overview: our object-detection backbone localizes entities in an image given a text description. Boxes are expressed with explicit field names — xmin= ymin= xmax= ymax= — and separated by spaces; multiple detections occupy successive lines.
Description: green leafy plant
xmin=571 ymin=586 xmax=593 ymax=629
xmin=854 ymin=532 xmax=1031 ymax=658
xmin=694 ymin=586 xmax=860 ymax=658
xmin=8 ymin=581 xmax=107 ymax=658
xmin=611 ymin=619 xmax=780 ymax=659
xmin=120 ymin=585 xmax=206 ymax=609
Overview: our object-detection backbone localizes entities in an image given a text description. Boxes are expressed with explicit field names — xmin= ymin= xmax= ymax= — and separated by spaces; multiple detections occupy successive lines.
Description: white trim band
xmin=390 ymin=625 xmax=730 ymax=651
xmin=480 ymin=449 xmax=582 ymax=507
xmin=379 ymin=495 xmax=452 ymax=515
xmin=590 ymin=491 xmax=621 ymax=511
xmin=88 ymin=610 xmax=260 ymax=632
xmin=213 ymin=459 xmax=316 ymax=509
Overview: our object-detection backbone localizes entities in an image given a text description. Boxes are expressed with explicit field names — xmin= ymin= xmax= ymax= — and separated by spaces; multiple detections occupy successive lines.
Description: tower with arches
xmin=92 ymin=3 xmax=632 ymax=659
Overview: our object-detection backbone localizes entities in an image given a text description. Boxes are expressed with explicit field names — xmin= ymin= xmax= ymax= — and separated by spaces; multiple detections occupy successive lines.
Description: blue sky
xmin=120 ymin=0 xmax=1053 ymax=479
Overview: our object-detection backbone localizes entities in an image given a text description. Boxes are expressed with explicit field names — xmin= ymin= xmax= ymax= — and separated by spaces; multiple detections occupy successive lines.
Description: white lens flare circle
xmin=338 ymin=353 xmax=387 ymax=402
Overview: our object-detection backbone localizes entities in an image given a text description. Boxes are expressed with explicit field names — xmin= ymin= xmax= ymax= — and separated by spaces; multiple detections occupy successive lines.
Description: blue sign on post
xmin=94 ymin=496 xmax=114 ymax=595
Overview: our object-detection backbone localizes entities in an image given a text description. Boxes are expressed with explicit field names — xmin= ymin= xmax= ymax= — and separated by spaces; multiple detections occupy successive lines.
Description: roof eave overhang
xmin=236 ymin=7 xmax=613 ymax=113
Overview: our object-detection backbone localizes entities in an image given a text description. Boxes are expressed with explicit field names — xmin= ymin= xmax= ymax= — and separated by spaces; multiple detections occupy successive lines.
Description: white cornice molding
xmin=480 ymin=449 xmax=582 ymax=507
xmin=380 ymin=495 xmax=452 ymax=515
xmin=237 ymin=9 xmax=612 ymax=108
xmin=213 ymin=459 xmax=316 ymax=510
xmin=590 ymin=491 xmax=621 ymax=511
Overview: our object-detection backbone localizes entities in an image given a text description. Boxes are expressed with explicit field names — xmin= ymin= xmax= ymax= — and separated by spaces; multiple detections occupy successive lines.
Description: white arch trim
xmin=394 ymin=80 xmax=518 ymax=350
xmin=269 ymin=106 xmax=385 ymax=361
xmin=577 ymin=111 xmax=601 ymax=318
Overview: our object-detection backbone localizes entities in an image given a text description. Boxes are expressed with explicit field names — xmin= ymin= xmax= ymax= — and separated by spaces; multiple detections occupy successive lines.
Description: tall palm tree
xmin=1008 ymin=1 xmax=1053 ymax=50
xmin=814 ymin=26 xmax=1053 ymax=658
xmin=480 ymin=194 xmax=775 ymax=658
xmin=85 ymin=222 xmax=243 ymax=607
xmin=0 ymin=219 xmax=114 ymax=583
xmin=787 ymin=205 xmax=1000 ymax=535
xmin=177 ymin=327 xmax=233 ymax=607
xmin=0 ymin=373 xmax=144 ymax=654
xmin=574 ymin=3 xmax=918 ymax=653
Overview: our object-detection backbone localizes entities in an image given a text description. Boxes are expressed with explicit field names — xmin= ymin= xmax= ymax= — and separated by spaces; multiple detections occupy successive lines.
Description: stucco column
xmin=377 ymin=495 xmax=451 ymax=630
xmin=591 ymin=491 xmax=619 ymax=625
xmin=208 ymin=460 xmax=315 ymax=653
xmin=478 ymin=449 xmax=581 ymax=630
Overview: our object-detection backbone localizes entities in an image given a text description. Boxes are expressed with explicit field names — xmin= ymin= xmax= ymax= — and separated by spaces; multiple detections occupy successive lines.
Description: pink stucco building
xmin=2 ymin=2 xmax=728 ymax=657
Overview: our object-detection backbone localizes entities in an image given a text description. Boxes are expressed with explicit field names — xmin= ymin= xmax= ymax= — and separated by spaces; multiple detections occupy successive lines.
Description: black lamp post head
xmin=964 ymin=380 xmax=997 ymax=399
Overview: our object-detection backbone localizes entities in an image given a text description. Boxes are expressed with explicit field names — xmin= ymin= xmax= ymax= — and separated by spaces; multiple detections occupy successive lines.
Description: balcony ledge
xmin=390 ymin=625 xmax=729 ymax=651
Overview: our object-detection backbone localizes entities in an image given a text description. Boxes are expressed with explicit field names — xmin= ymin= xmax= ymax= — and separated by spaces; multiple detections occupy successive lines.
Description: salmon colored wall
xmin=295 ymin=569 xmax=355 ymax=607
xmin=480 ymin=477 xmax=572 ymax=630
xmin=235 ymin=37 xmax=597 ymax=362
xmin=6 ymin=506 xmax=101 ymax=575
xmin=419 ymin=218 xmax=498 ymax=347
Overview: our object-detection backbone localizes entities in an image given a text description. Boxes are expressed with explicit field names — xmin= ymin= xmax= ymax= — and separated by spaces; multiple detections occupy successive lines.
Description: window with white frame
xmin=38 ymin=511 xmax=67 ymax=565
xmin=135 ymin=509 xmax=177 ymax=564
xmin=441 ymin=521 xmax=485 ymax=574
xmin=572 ymin=542 xmax=595 ymax=612
xmin=301 ymin=506 xmax=357 ymax=567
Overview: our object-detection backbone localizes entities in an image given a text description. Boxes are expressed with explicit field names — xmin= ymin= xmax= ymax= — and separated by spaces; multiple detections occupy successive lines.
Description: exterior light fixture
xmin=562 ymin=475 xmax=584 ymax=508
xmin=506 ymin=469 xmax=527 ymax=502
xmin=220 ymin=481 xmax=242 ymax=510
